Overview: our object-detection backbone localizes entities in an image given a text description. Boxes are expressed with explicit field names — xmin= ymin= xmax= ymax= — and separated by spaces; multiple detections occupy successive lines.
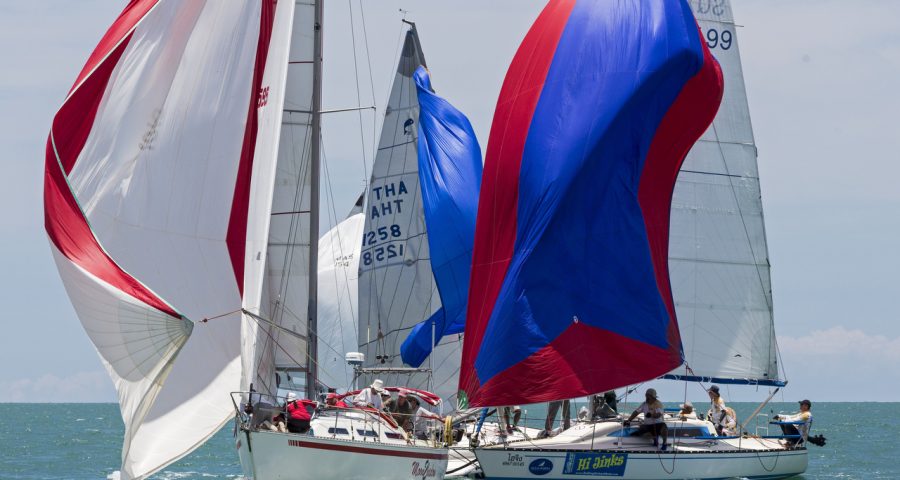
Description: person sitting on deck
xmin=260 ymin=413 xmax=287 ymax=433
xmin=352 ymin=379 xmax=386 ymax=410
xmin=388 ymin=392 xmax=417 ymax=432
xmin=624 ymin=388 xmax=669 ymax=450
xmin=284 ymin=392 xmax=317 ymax=434
xmin=678 ymin=401 xmax=697 ymax=420
xmin=590 ymin=391 xmax=618 ymax=420
xmin=774 ymin=399 xmax=814 ymax=445
xmin=706 ymin=385 xmax=729 ymax=435
xmin=721 ymin=407 xmax=738 ymax=436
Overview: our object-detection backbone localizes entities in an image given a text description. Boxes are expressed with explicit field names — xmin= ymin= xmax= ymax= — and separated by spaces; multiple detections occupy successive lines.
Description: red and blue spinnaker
xmin=458 ymin=0 xmax=723 ymax=407
xmin=401 ymin=67 xmax=483 ymax=367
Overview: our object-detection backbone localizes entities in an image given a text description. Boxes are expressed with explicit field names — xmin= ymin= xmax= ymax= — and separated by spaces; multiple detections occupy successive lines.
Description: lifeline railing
xmin=229 ymin=391 xmax=448 ymax=447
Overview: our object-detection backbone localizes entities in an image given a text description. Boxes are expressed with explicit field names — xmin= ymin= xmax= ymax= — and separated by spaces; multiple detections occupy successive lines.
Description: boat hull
xmin=474 ymin=447 xmax=807 ymax=480
xmin=237 ymin=429 xmax=448 ymax=480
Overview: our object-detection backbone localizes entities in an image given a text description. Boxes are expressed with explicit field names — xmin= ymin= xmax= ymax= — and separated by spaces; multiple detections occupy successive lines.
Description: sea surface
xmin=0 ymin=402 xmax=893 ymax=479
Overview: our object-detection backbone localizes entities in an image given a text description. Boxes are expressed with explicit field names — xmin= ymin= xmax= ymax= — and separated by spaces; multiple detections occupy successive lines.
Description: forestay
xmin=357 ymin=25 xmax=462 ymax=407
xmin=45 ymin=1 xmax=292 ymax=478
xmin=665 ymin=0 xmax=783 ymax=386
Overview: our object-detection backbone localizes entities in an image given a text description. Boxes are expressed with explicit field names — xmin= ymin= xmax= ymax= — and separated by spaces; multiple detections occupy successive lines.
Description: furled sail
xmin=458 ymin=0 xmax=723 ymax=408
xmin=357 ymin=24 xmax=462 ymax=405
xmin=45 ymin=1 xmax=292 ymax=478
xmin=246 ymin=0 xmax=318 ymax=396
xmin=400 ymin=66 xmax=483 ymax=369
xmin=664 ymin=0 xmax=783 ymax=386
xmin=317 ymin=197 xmax=365 ymax=391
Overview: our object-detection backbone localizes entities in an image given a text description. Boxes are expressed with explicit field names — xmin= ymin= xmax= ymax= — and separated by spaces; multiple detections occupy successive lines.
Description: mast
xmin=306 ymin=0 xmax=324 ymax=396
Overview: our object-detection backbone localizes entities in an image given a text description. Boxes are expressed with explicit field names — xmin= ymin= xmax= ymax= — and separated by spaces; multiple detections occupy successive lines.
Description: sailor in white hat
xmin=353 ymin=379 xmax=386 ymax=409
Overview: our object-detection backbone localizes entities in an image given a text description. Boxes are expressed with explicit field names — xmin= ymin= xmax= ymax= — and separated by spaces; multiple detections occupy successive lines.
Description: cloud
xmin=779 ymin=327 xmax=900 ymax=362
xmin=0 ymin=371 xmax=116 ymax=403
xmin=776 ymin=327 xmax=900 ymax=401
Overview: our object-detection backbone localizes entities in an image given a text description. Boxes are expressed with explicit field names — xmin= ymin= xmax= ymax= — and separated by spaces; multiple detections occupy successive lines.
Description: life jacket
xmin=286 ymin=400 xmax=313 ymax=421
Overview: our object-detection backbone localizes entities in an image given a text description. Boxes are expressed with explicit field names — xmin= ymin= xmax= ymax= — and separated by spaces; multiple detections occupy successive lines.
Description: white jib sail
xmin=46 ymin=1 xmax=291 ymax=478
xmin=357 ymin=26 xmax=462 ymax=406
xmin=668 ymin=0 xmax=781 ymax=384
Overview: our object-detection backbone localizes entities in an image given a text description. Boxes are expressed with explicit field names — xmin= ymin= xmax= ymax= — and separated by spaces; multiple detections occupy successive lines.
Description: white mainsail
xmin=357 ymin=25 xmax=462 ymax=406
xmin=668 ymin=0 xmax=782 ymax=385
xmin=245 ymin=0 xmax=318 ymax=397
xmin=46 ymin=1 xmax=294 ymax=478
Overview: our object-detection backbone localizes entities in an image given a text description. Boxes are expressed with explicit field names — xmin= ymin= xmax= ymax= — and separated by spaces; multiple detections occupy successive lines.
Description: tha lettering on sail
xmin=369 ymin=181 xmax=408 ymax=219
xmin=361 ymin=179 xmax=417 ymax=269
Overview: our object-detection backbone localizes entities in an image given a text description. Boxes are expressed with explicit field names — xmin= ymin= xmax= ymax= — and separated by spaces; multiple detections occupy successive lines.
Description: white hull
xmin=475 ymin=447 xmax=806 ymax=480
xmin=446 ymin=422 xmax=545 ymax=477
xmin=237 ymin=429 xmax=448 ymax=480
xmin=474 ymin=419 xmax=807 ymax=480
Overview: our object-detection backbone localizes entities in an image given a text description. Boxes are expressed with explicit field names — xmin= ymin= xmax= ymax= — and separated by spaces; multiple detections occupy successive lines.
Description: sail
xmin=45 ymin=1 xmax=291 ymax=478
xmin=664 ymin=0 xmax=783 ymax=386
xmin=317 ymin=198 xmax=366 ymax=391
xmin=458 ymin=0 xmax=723 ymax=408
xmin=357 ymin=25 xmax=462 ymax=406
xmin=400 ymin=67 xmax=483 ymax=369
xmin=245 ymin=0 xmax=318 ymax=396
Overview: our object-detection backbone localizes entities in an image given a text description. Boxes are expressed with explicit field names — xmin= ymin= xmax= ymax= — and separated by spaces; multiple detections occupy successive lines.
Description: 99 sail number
xmin=705 ymin=28 xmax=732 ymax=50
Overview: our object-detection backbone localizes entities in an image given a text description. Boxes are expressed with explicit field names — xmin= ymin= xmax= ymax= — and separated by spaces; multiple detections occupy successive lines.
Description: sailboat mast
xmin=306 ymin=0 xmax=324 ymax=396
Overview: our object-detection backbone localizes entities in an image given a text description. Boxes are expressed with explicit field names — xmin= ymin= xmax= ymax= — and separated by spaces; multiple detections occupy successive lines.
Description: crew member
xmin=284 ymin=392 xmax=316 ymax=434
xmin=325 ymin=392 xmax=348 ymax=408
xmin=624 ymin=388 xmax=669 ymax=450
xmin=544 ymin=399 xmax=571 ymax=436
xmin=706 ymin=385 xmax=728 ymax=434
xmin=389 ymin=392 xmax=416 ymax=432
xmin=774 ymin=399 xmax=813 ymax=445
xmin=678 ymin=401 xmax=697 ymax=420
xmin=501 ymin=405 xmax=522 ymax=434
xmin=409 ymin=396 xmax=441 ymax=440
xmin=590 ymin=391 xmax=618 ymax=420
xmin=353 ymin=379 xmax=386 ymax=409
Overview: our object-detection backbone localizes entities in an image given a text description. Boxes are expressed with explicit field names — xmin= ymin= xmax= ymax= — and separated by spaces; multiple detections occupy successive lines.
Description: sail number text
xmin=362 ymin=225 xmax=404 ymax=266
xmin=692 ymin=0 xmax=726 ymax=17
xmin=705 ymin=28 xmax=732 ymax=50
xmin=362 ymin=242 xmax=404 ymax=267
xmin=363 ymin=225 xmax=402 ymax=246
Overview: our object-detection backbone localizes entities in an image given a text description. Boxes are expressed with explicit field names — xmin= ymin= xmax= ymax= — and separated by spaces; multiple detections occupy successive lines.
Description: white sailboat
xmin=45 ymin=1 xmax=450 ymax=479
xmin=236 ymin=14 xmax=453 ymax=480
xmin=460 ymin=1 xmax=810 ymax=479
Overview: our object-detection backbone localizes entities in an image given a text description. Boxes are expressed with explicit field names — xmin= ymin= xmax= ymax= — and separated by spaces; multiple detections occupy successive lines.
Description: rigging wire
xmin=358 ymin=1 xmax=380 ymax=161
xmin=347 ymin=0 xmax=371 ymax=184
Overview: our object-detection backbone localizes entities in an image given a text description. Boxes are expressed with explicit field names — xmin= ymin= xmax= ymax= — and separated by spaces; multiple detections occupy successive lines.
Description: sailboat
xmin=459 ymin=0 xmax=808 ymax=479
xmin=44 ymin=1 xmax=460 ymax=479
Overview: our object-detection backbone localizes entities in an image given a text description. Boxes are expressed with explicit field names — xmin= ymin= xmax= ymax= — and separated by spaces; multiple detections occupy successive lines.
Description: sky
xmin=1 ymin=1 xmax=899 ymax=404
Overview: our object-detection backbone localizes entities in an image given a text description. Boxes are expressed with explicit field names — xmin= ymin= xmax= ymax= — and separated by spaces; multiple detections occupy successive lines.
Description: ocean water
xmin=0 ymin=402 xmax=893 ymax=479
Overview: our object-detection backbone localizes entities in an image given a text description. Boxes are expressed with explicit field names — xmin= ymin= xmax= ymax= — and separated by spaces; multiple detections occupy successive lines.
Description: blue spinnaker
xmin=400 ymin=67 xmax=483 ymax=367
